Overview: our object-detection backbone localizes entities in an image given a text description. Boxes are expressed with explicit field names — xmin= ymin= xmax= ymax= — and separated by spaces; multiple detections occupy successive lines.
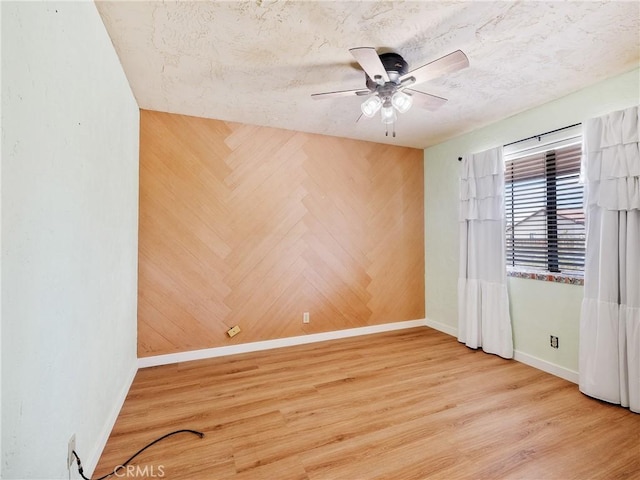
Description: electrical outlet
xmin=227 ymin=325 xmax=241 ymax=338
xmin=303 ymin=312 xmax=310 ymax=324
xmin=550 ymin=335 xmax=559 ymax=349
xmin=67 ymin=433 xmax=76 ymax=469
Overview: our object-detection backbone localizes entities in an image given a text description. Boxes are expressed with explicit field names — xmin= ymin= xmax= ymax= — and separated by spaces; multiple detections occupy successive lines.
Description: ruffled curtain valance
xmin=459 ymin=148 xmax=505 ymax=221
xmin=582 ymin=107 xmax=640 ymax=211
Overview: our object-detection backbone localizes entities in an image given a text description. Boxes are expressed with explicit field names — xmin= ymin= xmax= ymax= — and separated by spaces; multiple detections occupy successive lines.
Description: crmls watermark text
xmin=114 ymin=465 xmax=165 ymax=478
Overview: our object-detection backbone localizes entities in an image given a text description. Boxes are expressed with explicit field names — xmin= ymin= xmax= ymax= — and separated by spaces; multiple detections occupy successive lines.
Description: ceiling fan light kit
xmin=380 ymin=105 xmax=397 ymax=125
xmin=361 ymin=95 xmax=382 ymax=117
xmin=391 ymin=91 xmax=413 ymax=113
xmin=312 ymin=47 xmax=469 ymax=138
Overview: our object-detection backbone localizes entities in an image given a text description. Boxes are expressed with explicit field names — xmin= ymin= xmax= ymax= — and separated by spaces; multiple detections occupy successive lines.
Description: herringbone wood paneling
xmin=138 ymin=110 xmax=424 ymax=356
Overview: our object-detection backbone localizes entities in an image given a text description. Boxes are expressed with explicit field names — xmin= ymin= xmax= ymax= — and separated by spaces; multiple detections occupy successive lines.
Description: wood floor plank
xmin=95 ymin=328 xmax=640 ymax=479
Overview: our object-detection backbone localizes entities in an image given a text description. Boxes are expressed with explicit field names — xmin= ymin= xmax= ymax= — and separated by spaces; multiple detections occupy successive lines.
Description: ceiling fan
xmin=311 ymin=48 xmax=469 ymax=137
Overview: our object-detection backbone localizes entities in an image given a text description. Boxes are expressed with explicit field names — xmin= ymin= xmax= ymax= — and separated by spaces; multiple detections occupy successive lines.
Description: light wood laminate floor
xmin=95 ymin=328 xmax=640 ymax=479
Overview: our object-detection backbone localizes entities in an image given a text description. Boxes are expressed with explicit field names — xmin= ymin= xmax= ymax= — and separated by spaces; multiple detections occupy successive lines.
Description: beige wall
xmin=424 ymin=67 xmax=639 ymax=375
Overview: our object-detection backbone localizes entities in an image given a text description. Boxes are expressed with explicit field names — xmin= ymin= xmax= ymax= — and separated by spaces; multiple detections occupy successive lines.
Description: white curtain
xmin=579 ymin=106 xmax=640 ymax=413
xmin=458 ymin=147 xmax=513 ymax=359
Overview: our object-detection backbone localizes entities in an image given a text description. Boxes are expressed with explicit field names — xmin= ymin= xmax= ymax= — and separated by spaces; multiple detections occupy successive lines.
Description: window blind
xmin=504 ymin=134 xmax=585 ymax=274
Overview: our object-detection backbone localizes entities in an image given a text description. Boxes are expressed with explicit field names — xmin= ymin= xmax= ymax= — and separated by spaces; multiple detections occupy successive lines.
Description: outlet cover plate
xmin=67 ymin=433 xmax=76 ymax=468
xmin=227 ymin=325 xmax=241 ymax=337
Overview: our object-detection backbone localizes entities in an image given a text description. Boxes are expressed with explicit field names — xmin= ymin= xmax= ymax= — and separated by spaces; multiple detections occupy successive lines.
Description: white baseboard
xmin=83 ymin=361 xmax=138 ymax=477
xmin=513 ymin=350 xmax=579 ymax=384
xmin=424 ymin=317 xmax=458 ymax=337
xmin=424 ymin=317 xmax=578 ymax=384
xmin=137 ymin=316 xmax=579 ymax=382
xmin=138 ymin=319 xmax=428 ymax=368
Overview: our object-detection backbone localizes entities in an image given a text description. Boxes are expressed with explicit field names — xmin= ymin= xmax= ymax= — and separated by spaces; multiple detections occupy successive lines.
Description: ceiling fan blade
xmin=349 ymin=47 xmax=390 ymax=84
xmin=311 ymin=89 xmax=371 ymax=100
xmin=405 ymin=89 xmax=448 ymax=111
xmin=400 ymin=50 xmax=469 ymax=86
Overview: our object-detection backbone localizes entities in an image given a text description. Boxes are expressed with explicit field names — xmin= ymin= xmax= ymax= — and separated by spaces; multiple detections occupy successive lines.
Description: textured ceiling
xmin=96 ymin=1 xmax=640 ymax=149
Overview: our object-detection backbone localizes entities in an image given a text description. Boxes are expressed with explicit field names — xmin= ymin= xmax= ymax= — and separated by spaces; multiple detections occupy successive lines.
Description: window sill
xmin=507 ymin=268 xmax=584 ymax=285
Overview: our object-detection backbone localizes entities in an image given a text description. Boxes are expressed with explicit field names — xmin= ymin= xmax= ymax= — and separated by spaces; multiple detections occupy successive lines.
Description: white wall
xmin=424 ymin=67 xmax=640 ymax=378
xmin=0 ymin=2 xmax=3 ymax=476
xmin=1 ymin=2 xmax=139 ymax=478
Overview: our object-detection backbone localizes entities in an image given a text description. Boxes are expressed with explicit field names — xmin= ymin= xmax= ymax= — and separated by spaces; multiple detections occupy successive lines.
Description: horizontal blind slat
xmin=504 ymin=139 xmax=585 ymax=274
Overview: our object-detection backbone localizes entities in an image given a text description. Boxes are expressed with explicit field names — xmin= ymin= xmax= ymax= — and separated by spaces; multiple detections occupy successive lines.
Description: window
xmin=504 ymin=127 xmax=585 ymax=277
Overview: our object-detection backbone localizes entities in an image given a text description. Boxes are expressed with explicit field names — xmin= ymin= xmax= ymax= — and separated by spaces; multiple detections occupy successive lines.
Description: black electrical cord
xmin=72 ymin=429 xmax=204 ymax=480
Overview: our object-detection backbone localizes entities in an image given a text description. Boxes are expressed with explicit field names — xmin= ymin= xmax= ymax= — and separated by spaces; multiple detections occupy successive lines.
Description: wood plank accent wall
xmin=138 ymin=110 xmax=424 ymax=357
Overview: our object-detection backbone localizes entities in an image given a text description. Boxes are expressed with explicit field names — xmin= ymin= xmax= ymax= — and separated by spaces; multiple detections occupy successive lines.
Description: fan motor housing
xmin=365 ymin=52 xmax=408 ymax=89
